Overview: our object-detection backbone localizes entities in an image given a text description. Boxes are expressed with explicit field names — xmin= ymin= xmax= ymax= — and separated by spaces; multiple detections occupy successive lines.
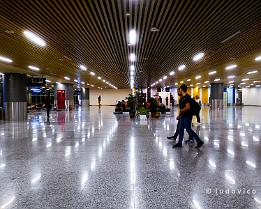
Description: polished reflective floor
xmin=0 ymin=106 xmax=261 ymax=209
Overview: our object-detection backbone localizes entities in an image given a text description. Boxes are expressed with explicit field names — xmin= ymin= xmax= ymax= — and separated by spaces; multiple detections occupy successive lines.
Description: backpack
xmin=190 ymin=98 xmax=201 ymax=115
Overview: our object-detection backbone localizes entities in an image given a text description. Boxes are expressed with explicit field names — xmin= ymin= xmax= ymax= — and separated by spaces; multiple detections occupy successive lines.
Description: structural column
xmin=81 ymin=87 xmax=89 ymax=107
xmin=3 ymin=73 xmax=27 ymax=120
xmin=210 ymin=83 xmax=224 ymax=109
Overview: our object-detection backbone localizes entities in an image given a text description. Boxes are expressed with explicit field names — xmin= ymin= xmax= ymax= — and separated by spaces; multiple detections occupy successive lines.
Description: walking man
xmin=173 ymin=84 xmax=204 ymax=148
xmin=167 ymin=88 xmax=193 ymax=143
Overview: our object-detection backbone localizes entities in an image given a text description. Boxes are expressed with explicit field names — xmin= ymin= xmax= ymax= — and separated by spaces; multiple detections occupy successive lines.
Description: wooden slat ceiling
xmin=0 ymin=0 xmax=261 ymax=89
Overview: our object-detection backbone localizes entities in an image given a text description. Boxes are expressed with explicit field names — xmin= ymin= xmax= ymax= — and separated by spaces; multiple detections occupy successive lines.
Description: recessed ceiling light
xmin=247 ymin=70 xmax=257 ymax=75
xmin=80 ymin=65 xmax=87 ymax=71
xmin=23 ymin=30 xmax=46 ymax=47
xmin=242 ymin=78 xmax=249 ymax=81
xmin=240 ymin=82 xmax=246 ymax=85
xmin=195 ymin=75 xmax=201 ymax=80
xmin=229 ymin=81 xmax=234 ymax=83
xmin=225 ymin=64 xmax=237 ymax=70
xmin=74 ymin=79 xmax=78 ymax=82
xmin=151 ymin=27 xmax=159 ymax=32
xmin=64 ymin=76 xmax=70 ymax=80
xmin=227 ymin=75 xmax=235 ymax=79
xmin=28 ymin=65 xmax=40 ymax=71
xmin=204 ymin=81 xmax=209 ymax=83
xmin=159 ymin=79 xmax=163 ymax=82
xmin=0 ymin=56 xmax=13 ymax=63
xmin=196 ymin=82 xmax=201 ymax=85
xmin=56 ymin=82 xmax=61 ymax=84
xmin=214 ymin=78 xmax=220 ymax=82
xmin=126 ymin=13 xmax=130 ymax=16
xmin=178 ymin=65 xmax=186 ymax=71
xmin=129 ymin=29 xmax=137 ymax=45
xmin=203 ymin=85 xmax=206 ymax=87
xmin=187 ymin=79 xmax=191 ymax=81
xmin=98 ymin=76 xmax=101 ymax=80
xmin=156 ymin=81 xmax=159 ymax=84
xmin=180 ymin=81 xmax=184 ymax=83
xmin=130 ymin=65 xmax=135 ymax=71
xmin=167 ymin=85 xmax=170 ymax=88
xmin=253 ymin=81 xmax=260 ymax=83
xmin=106 ymin=81 xmax=109 ymax=84
xmin=190 ymin=84 xmax=193 ymax=87
xmin=175 ymin=83 xmax=178 ymax=85
xmin=163 ymin=76 xmax=167 ymax=80
xmin=193 ymin=52 xmax=204 ymax=62
xmin=81 ymin=81 xmax=85 ymax=84
xmin=129 ymin=53 xmax=136 ymax=62
xmin=255 ymin=55 xmax=261 ymax=61
xmin=169 ymin=71 xmax=175 ymax=76
xmin=209 ymin=71 xmax=216 ymax=75
xmin=91 ymin=85 xmax=94 ymax=87
xmin=103 ymin=79 xmax=106 ymax=82
xmin=90 ymin=71 xmax=95 ymax=76
xmin=46 ymin=79 xmax=51 ymax=83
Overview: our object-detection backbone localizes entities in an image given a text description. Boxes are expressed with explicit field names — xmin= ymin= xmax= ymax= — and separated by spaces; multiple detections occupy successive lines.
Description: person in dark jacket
xmin=45 ymin=93 xmax=51 ymax=121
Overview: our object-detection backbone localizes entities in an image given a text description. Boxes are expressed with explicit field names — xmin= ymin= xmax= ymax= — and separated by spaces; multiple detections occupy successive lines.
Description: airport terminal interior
xmin=0 ymin=0 xmax=261 ymax=208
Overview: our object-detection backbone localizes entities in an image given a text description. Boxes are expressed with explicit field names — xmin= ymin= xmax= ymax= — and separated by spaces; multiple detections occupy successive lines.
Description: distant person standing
xmin=45 ymin=93 xmax=51 ymax=121
xmin=165 ymin=96 xmax=169 ymax=107
xmin=173 ymin=84 xmax=204 ymax=149
xmin=194 ymin=95 xmax=201 ymax=124
xmin=98 ymin=95 xmax=101 ymax=108
xmin=159 ymin=96 xmax=162 ymax=104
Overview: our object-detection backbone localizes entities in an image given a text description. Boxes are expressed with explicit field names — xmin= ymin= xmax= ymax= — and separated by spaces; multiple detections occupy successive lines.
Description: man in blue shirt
xmin=173 ymin=84 xmax=204 ymax=148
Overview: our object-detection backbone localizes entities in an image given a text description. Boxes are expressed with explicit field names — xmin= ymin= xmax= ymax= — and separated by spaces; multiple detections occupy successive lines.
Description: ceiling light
xmin=209 ymin=71 xmax=216 ymax=75
xmin=28 ymin=65 xmax=40 ymax=71
xmin=169 ymin=71 xmax=175 ymax=76
xmin=64 ymin=76 xmax=70 ymax=80
xmin=163 ymin=76 xmax=167 ymax=80
xmin=80 ymin=65 xmax=87 ymax=71
xmin=156 ymin=81 xmax=159 ymax=84
xmin=106 ymin=81 xmax=109 ymax=84
xmin=253 ymin=81 xmax=260 ymax=83
xmin=90 ymin=71 xmax=95 ymax=76
xmin=180 ymin=81 xmax=183 ymax=83
xmin=129 ymin=29 xmax=137 ymax=45
xmin=130 ymin=65 xmax=135 ymax=71
xmin=187 ymin=79 xmax=191 ymax=81
xmin=98 ymin=76 xmax=101 ymax=80
xmin=175 ymin=83 xmax=178 ymax=85
xmin=204 ymin=81 xmax=209 ymax=83
xmin=178 ymin=65 xmax=186 ymax=71
xmin=74 ymin=79 xmax=78 ymax=82
xmin=247 ymin=70 xmax=257 ymax=75
xmin=214 ymin=78 xmax=220 ymax=82
xmin=225 ymin=65 xmax=237 ymax=70
xmin=159 ymin=79 xmax=163 ymax=82
xmin=242 ymin=78 xmax=249 ymax=81
xmin=229 ymin=81 xmax=234 ymax=83
xmin=103 ymin=79 xmax=106 ymax=82
xmin=0 ymin=56 xmax=13 ymax=63
xmin=81 ymin=82 xmax=85 ymax=84
xmin=91 ymin=85 xmax=94 ymax=87
xmin=23 ymin=30 xmax=46 ymax=47
xmin=255 ymin=56 xmax=261 ymax=61
xmin=46 ymin=80 xmax=51 ymax=83
xmin=203 ymin=85 xmax=206 ymax=87
xmin=196 ymin=82 xmax=201 ymax=85
xmin=190 ymin=84 xmax=193 ymax=87
xmin=228 ymin=75 xmax=235 ymax=79
xmin=56 ymin=82 xmax=61 ymax=84
xmin=240 ymin=82 xmax=246 ymax=85
xmin=193 ymin=52 xmax=204 ymax=62
xmin=129 ymin=53 xmax=136 ymax=62
xmin=151 ymin=27 xmax=159 ymax=32
xmin=195 ymin=75 xmax=201 ymax=80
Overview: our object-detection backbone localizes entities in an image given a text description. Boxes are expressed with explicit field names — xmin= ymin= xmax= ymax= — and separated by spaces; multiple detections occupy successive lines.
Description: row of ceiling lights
xmin=150 ymin=55 xmax=261 ymax=88
xmin=128 ymin=29 xmax=137 ymax=89
xmin=0 ymin=30 xmax=117 ymax=89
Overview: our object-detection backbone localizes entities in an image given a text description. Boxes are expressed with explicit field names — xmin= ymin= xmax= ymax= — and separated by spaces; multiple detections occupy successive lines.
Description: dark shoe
xmin=167 ymin=136 xmax=176 ymax=140
xmin=185 ymin=139 xmax=194 ymax=144
xmin=172 ymin=143 xmax=182 ymax=148
xmin=195 ymin=140 xmax=204 ymax=149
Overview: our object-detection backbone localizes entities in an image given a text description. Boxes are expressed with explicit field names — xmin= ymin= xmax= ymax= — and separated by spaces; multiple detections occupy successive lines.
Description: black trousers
xmin=195 ymin=112 xmax=200 ymax=123
xmin=47 ymin=107 xmax=50 ymax=118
